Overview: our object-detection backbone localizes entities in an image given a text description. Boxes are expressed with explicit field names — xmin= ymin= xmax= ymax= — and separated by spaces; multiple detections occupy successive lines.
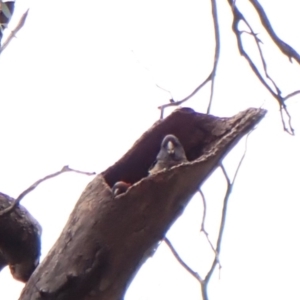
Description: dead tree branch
xmin=158 ymin=0 xmax=221 ymax=119
xmin=227 ymin=0 xmax=300 ymax=134
xmin=201 ymin=132 xmax=251 ymax=300
xmin=165 ymin=130 xmax=252 ymax=300
xmin=164 ymin=237 xmax=203 ymax=282
xmin=0 ymin=0 xmax=14 ymax=45
xmin=198 ymin=189 xmax=220 ymax=267
xmin=249 ymin=0 xmax=300 ymax=64
xmin=0 ymin=165 xmax=95 ymax=217
xmin=0 ymin=9 xmax=29 ymax=53
xmin=19 ymin=107 xmax=266 ymax=300
xmin=159 ymin=74 xmax=212 ymax=119
xmin=206 ymin=0 xmax=220 ymax=114
xmin=0 ymin=192 xmax=42 ymax=282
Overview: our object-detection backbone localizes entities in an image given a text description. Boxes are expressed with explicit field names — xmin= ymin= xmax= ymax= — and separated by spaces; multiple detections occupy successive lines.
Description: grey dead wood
xmin=19 ymin=107 xmax=266 ymax=300
xmin=0 ymin=192 xmax=41 ymax=282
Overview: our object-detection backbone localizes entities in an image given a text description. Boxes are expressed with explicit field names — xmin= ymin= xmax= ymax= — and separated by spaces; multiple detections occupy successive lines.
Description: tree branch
xmin=227 ymin=0 xmax=296 ymax=135
xmin=0 ymin=165 xmax=96 ymax=217
xmin=19 ymin=108 xmax=266 ymax=300
xmin=199 ymin=189 xmax=220 ymax=262
xmin=248 ymin=0 xmax=300 ymax=64
xmin=158 ymin=0 xmax=222 ymax=118
xmin=0 ymin=9 xmax=29 ymax=53
xmin=202 ymin=131 xmax=252 ymax=299
xmin=206 ymin=0 xmax=220 ymax=114
xmin=164 ymin=237 xmax=203 ymax=282
xmin=158 ymin=73 xmax=212 ymax=119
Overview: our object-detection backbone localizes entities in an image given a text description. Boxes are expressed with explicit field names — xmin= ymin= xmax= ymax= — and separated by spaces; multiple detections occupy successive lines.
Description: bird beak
xmin=167 ymin=141 xmax=175 ymax=154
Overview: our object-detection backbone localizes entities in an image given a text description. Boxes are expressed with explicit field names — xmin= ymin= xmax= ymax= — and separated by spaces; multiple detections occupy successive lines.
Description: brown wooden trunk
xmin=19 ymin=107 xmax=266 ymax=300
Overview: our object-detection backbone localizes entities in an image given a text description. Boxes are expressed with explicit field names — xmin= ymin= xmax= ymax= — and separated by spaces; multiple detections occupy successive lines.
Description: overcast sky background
xmin=0 ymin=0 xmax=300 ymax=299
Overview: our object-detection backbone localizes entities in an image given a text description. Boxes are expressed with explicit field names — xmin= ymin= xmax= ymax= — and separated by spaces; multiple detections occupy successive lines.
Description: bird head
xmin=112 ymin=181 xmax=131 ymax=196
xmin=158 ymin=134 xmax=187 ymax=161
xmin=148 ymin=134 xmax=187 ymax=175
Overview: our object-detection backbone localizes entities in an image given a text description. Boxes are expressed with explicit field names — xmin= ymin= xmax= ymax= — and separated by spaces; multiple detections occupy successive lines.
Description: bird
xmin=0 ymin=1 xmax=15 ymax=44
xmin=112 ymin=181 xmax=131 ymax=197
xmin=149 ymin=134 xmax=187 ymax=175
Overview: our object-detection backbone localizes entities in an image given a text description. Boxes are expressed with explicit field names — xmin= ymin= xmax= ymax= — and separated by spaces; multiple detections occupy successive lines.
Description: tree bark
xmin=19 ymin=107 xmax=266 ymax=300
xmin=0 ymin=193 xmax=41 ymax=282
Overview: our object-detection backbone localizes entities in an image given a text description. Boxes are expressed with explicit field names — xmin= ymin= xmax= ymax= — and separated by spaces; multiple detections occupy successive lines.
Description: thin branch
xmin=204 ymin=131 xmax=251 ymax=286
xmin=199 ymin=189 xmax=207 ymax=231
xmin=206 ymin=0 xmax=220 ymax=114
xmin=158 ymin=73 xmax=212 ymax=119
xmin=246 ymin=28 xmax=281 ymax=95
xmin=232 ymin=132 xmax=252 ymax=184
xmin=227 ymin=0 xmax=295 ymax=135
xmin=0 ymin=9 xmax=29 ymax=53
xmin=0 ymin=165 xmax=96 ymax=217
xmin=229 ymin=3 xmax=278 ymax=98
xmin=203 ymin=163 xmax=229 ymax=286
xmin=162 ymin=133 xmax=253 ymax=300
xmin=198 ymin=189 xmax=220 ymax=264
xmin=239 ymin=16 xmax=300 ymax=108
xmin=283 ymin=90 xmax=300 ymax=101
xmin=158 ymin=0 xmax=221 ymax=118
xmin=249 ymin=0 xmax=300 ymax=64
xmin=164 ymin=237 xmax=202 ymax=282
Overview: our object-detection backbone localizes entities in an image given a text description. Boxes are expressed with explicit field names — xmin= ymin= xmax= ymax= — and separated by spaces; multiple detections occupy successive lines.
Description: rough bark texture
xmin=19 ymin=107 xmax=266 ymax=300
xmin=0 ymin=193 xmax=41 ymax=282
xmin=0 ymin=1 xmax=15 ymax=44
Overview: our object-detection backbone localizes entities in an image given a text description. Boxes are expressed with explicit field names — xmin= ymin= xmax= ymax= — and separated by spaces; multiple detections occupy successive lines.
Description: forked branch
xmin=227 ymin=0 xmax=300 ymax=134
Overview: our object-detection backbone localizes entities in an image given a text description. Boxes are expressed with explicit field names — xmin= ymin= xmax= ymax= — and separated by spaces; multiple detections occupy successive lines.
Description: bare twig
xmin=232 ymin=134 xmax=251 ymax=184
xmin=203 ymin=163 xmax=229 ymax=285
xmin=283 ymin=90 xmax=300 ymax=101
xmin=206 ymin=0 xmax=220 ymax=114
xmin=227 ymin=0 xmax=296 ymax=135
xmin=158 ymin=73 xmax=212 ymax=119
xmin=166 ymin=132 xmax=252 ymax=300
xmin=246 ymin=27 xmax=281 ymax=95
xmin=158 ymin=0 xmax=222 ymax=119
xmin=198 ymin=189 xmax=220 ymax=264
xmin=201 ymin=132 xmax=251 ymax=300
xmin=0 ymin=9 xmax=29 ymax=53
xmin=164 ymin=237 xmax=202 ymax=282
xmin=249 ymin=0 xmax=300 ymax=64
xmin=199 ymin=189 xmax=207 ymax=231
xmin=0 ymin=165 xmax=96 ymax=217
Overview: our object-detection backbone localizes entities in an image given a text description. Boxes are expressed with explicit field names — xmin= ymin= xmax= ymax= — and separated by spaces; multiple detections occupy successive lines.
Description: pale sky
xmin=0 ymin=0 xmax=300 ymax=299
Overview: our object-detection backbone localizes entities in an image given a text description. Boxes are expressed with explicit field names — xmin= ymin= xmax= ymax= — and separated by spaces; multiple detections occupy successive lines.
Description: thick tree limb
xmin=248 ymin=0 xmax=300 ymax=64
xmin=19 ymin=107 xmax=266 ymax=300
xmin=0 ymin=193 xmax=41 ymax=282
xmin=0 ymin=1 xmax=15 ymax=45
xmin=0 ymin=166 xmax=95 ymax=284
